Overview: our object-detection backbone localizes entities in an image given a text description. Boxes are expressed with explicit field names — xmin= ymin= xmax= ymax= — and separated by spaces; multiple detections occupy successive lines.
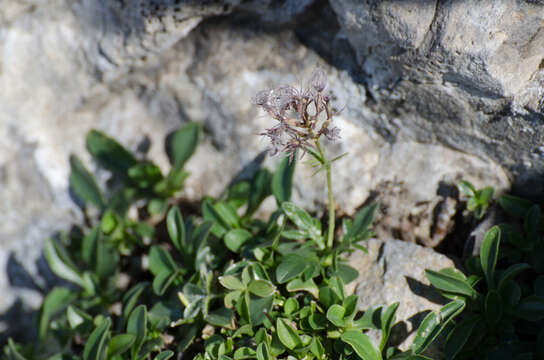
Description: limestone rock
xmin=329 ymin=0 xmax=544 ymax=196
xmin=348 ymin=238 xmax=456 ymax=357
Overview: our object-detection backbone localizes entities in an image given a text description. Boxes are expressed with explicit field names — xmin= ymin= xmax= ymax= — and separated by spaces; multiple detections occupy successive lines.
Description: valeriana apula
xmin=252 ymin=69 xmax=341 ymax=161
xmin=253 ymin=69 xmax=342 ymax=249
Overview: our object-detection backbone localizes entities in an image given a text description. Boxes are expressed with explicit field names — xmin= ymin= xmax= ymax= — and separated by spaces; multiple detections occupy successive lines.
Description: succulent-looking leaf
xmin=411 ymin=300 xmax=465 ymax=354
xmin=107 ymin=334 xmax=136 ymax=358
xmin=256 ymin=343 xmax=271 ymax=360
xmin=380 ymin=302 xmax=400 ymax=351
xmin=498 ymin=263 xmax=530 ymax=292
xmin=152 ymin=270 xmax=178 ymax=296
xmin=69 ymin=155 xmax=104 ymax=209
xmin=224 ymin=229 xmax=252 ymax=253
xmin=167 ymin=206 xmax=185 ymax=253
xmin=286 ymin=277 xmax=319 ymax=298
xmin=341 ymin=330 xmax=382 ymax=360
xmin=127 ymin=305 xmax=147 ymax=358
xmin=276 ymin=254 xmax=307 ymax=284
xmin=248 ymin=280 xmax=276 ymax=297
xmin=445 ymin=316 xmax=481 ymax=360
xmin=344 ymin=203 xmax=378 ymax=243
xmin=276 ymin=318 xmax=302 ymax=350
xmin=169 ymin=123 xmax=200 ymax=171
xmin=272 ymin=156 xmax=296 ymax=204
xmin=480 ymin=226 xmax=501 ymax=289
xmin=44 ymin=239 xmax=92 ymax=293
xmin=219 ymin=275 xmax=245 ymax=291
xmin=83 ymin=318 xmax=111 ymax=360
xmin=149 ymin=246 xmax=178 ymax=276
xmin=484 ymin=290 xmax=502 ymax=326
xmin=86 ymin=130 xmax=137 ymax=174
xmin=327 ymin=304 xmax=346 ymax=327
xmin=498 ymin=194 xmax=534 ymax=218
xmin=153 ymin=351 xmax=174 ymax=360
xmin=40 ymin=287 xmax=76 ymax=340
xmin=425 ymin=269 xmax=475 ymax=297
xmin=6 ymin=339 xmax=27 ymax=360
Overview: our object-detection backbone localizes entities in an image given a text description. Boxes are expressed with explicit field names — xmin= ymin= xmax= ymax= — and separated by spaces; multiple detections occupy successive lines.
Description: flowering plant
xmin=254 ymin=69 xmax=342 ymax=249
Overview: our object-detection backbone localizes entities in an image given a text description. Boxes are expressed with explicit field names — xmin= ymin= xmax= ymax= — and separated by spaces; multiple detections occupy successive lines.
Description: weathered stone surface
xmin=348 ymin=238 xmax=455 ymax=357
xmin=329 ymin=0 xmax=544 ymax=196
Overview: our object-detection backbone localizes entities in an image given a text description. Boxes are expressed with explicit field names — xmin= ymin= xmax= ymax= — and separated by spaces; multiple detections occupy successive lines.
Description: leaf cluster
xmin=426 ymin=190 xmax=544 ymax=360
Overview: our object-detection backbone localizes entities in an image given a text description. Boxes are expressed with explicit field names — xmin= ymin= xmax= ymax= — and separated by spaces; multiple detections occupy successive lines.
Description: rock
xmin=329 ymin=0 xmax=544 ymax=197
xmin=348 ymin=238 xmax=456 ymax=357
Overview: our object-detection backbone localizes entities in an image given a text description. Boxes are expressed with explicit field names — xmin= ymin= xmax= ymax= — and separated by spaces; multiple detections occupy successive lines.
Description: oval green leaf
xmin=341 ymin=330 xmax=382 ymax=360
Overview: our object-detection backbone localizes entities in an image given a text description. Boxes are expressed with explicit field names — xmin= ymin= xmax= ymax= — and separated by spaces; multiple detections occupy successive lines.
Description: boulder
xmin=348 ymin=238 xmax=456 ymax=357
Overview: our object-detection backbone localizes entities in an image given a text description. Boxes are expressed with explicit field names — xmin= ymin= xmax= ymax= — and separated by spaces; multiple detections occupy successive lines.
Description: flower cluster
xmin=252 ymin=69 xmax=341 ymax=161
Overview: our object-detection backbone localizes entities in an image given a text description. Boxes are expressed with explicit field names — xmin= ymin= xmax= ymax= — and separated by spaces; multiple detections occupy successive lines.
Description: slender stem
xmin=315 ymin=139 xmax=335 ymax=249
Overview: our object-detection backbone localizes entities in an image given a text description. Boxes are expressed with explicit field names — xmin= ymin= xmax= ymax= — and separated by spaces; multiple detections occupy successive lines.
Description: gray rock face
xmin=348 ymin=238 xmax=455 ymax=357
xmin=329 ymin=0 xmax=544 ymax=196
xmin=0 ymin=0 xmax=540 ymax=345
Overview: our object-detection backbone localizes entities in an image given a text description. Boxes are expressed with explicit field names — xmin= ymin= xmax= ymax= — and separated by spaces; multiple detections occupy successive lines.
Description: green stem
xmin=315 ymin=140 xmax=335 ymax=249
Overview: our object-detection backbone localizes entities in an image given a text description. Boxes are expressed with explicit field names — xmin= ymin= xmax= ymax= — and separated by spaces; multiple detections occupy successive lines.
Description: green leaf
xmin=107 ymin=334 xmax=135 ymax=358
xmin=40 ymin=287 xmax=76 ymax=340
xmin=219 ymin=275 xmax=245 ymax=291
xmin=425 ymin=269 xmax=475 ymax=297
xmin=282 ymin=202 xmax=322 ymax=245
xmin=44 ymin=239 xmax=92 ymax=293
xmin=169 ymin=122 xmax=200 ymax=171
xmin=485 ymin=290 xmax=502 ymax=326
xmin=249 ymin=295 xmax=274 ymax=326
xmin=67 ymin=305 xmax=92 ymax=330
xmin=152 ymin=270 xmax=178 ymax=296
xmin=480 ymin=226 xmax=501 ymax=289
xmin=202 ymin=200 xmax=230 ymax=238
xmin=234 ymin=347 xmax=256 ymax=359
xmin=276 ymin=254 xmax=307 ymax=284
xmin=326 ymin=304 xmax=346 ymax=327
xmin=149 ymin=246 xmax=178 ymax=276
xmin=224 ymin=229 xmax=252 ymax=253
xmin=309 ymin=337 xmax=325 ymax=359
xmin=276 ymin=318 xmax=302 ymax=350
xmin=457 ymin=181 xmax=476 ymax=197
xmin=86 ymin=130 xmax=137 ymax=174
xmin=167 ymin=206 xmax=185 ymax=253
xmin=69 ymin=155 xmax=104 ymax=209
xmin=341 ymin=330 xmax=382 ymax=360
xmin=344 ymin=203 xmax=378 ymax=243
xmin=247 ymin=169 xmax=272 ymax=216
xmin=205 ymin=307 xmax=233 ymax=327
xmin=498 ymin=194 xmax=534 ymax=218
xmin=478 ymin=186 xmax=494 ymax=204
xmin=153 ymin=351 xmax=174 ymax=360
xmin=286 ymin=277 xmax=319 ymax=298
xmin=128 ymin=163 xmax=163 ymax=188
xmin=497 ymin=263 xmax=530 ymax=292
xmin=353 ymin=305 xmax=381 ymax=330
xmin=127 ymin=305 xmax=147 ymax=358
xmin=514 ymin=296 xmax=544 ymax=321
xmin=6 ymin=339 xmax=27 ymax=360
xmin=380 ymin=302 xmax=399 ymax=351
xmin=121 ymin=283 xmax=148 ymax=329
xmin=83 ymin=318 xmax=111 ymax=360
xmin=445 ymin=316 xmax=481 ymax=360
xmin=248 ymin=280 xmax=276 ymax=297
xmin=335 ymin=264 xmax=360 ymax=285
xmin=411 ymin=300 xmax=465 ymax=354
xmin=257 ymin=342 xmax=271 ymax=360
xmin=283 ymin=298 xmax=299 ymax=315
xmin=272 ymin=156 xmax=296 ymax=204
